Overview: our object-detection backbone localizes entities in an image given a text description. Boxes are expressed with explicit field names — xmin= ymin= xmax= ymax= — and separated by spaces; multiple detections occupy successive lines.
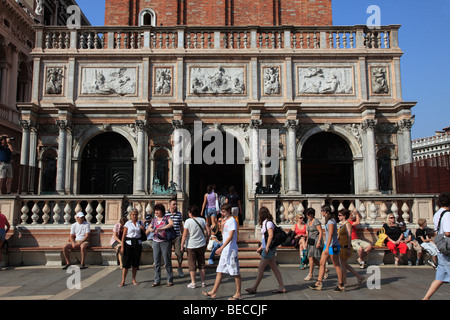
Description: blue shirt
xmin=0 ymin=145 xmax=12 ymax=163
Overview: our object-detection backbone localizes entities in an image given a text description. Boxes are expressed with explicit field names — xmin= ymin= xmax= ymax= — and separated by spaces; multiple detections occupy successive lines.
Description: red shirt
xmin=0 ymin=213 xmax=6 ymax=229
xmin=349 ymin=220 xmax=358 ymax=240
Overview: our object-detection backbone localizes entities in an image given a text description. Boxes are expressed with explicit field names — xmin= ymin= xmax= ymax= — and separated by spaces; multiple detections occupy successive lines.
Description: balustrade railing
xmin=35 ymin=25 xmax=399 ymax=52
xmin=271 ymin=194 xmax=437 ymax=226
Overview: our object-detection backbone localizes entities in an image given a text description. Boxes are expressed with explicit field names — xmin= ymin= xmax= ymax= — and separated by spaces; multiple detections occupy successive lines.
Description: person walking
xmin=166 ymin=198 xmax=185 ymax=278
xmin=149 ymin=203 xmax=174 ymax=287
xmin=201 ymin=185 xmax=219 ymax=228
xmin=119 ymin=209 xmax=144 ymax=287
xmin=309 ymin=205 xmax=345 ymax=292
xmin=202 ymin=203 xmax=242 ymax=300
xmin=337 ymin=209 xmax=365 ymax=288
xmin=0 ymin=210 xmax=10 ymax=270
xmin=245 ymin=206 xmax=287 ymax=295
xmin=181 ymin=204 xmax=210 ymax=289
xmin=304 ymin=208 xmax=324 ymax=281
xmin=423 ymin=192 xmax=450 ymax=300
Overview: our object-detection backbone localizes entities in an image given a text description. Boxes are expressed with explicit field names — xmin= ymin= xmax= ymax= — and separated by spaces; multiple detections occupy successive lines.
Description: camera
xmin=0 ymin=136 xmax=14 ymax=141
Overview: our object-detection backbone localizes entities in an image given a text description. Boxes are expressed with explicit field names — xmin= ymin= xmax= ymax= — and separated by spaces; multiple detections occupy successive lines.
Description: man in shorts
xmin=349 ymin=210 xmax=373 ymax=269
xmin=62 ymin=212 xmax=90 ymax=269
xmin=0 ymin=135 xmax=14 ymax=195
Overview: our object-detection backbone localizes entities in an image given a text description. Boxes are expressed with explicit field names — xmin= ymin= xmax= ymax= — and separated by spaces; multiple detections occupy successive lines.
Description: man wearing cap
xmin=62 ymin=212 xmax=90 ymax=269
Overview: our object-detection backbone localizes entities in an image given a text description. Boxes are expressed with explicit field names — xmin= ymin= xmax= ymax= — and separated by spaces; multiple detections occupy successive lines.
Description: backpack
xmin=434 ymin=210 xmax=450 ymax=256
xmin=264 ymin=221 xmax=288 ymax=250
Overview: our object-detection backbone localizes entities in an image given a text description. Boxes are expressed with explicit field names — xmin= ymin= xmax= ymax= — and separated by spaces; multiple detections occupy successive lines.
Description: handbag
xmin=434 ymin=210 xmax=450 ymax=256
xmin=264 ymin=221 xmax=288 ymax=250
xmin=139 ymin=221 xmax=147 ymax=241
xmin=375 ymin=227 xmax=387 ymax=247
xmin=215 ymin=193 xmax=220 ymax=212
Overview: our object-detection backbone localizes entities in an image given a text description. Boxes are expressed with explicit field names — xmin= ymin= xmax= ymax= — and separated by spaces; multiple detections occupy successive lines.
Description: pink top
xmin=294 ymin=223 xmax=307 ymax=236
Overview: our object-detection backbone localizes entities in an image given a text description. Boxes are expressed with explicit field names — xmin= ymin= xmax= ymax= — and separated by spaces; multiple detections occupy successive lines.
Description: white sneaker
xmin=187 ymin=283 xmax=197 ymax=289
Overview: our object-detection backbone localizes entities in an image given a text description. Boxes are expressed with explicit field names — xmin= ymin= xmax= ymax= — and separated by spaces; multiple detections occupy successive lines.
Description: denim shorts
xmin=436 ymin=253 xmax=450 ymax=283
xmin=205 ymin=207 xmax=217 ymax=218
xmin=323 ymin=244 xmax=340 ymax=255
xmin=0 ymin=229 xmax=6 ymax=242
xmin=261 ymin=247 xmax=277 ymax=260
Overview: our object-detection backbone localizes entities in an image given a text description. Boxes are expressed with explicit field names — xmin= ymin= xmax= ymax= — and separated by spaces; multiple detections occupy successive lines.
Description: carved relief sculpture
xmin=154 ymin=68 xmax=172 ymax=95
xmin=190 ymin=66 xmax=245 ymax=95
xmin=371 ymin=67 xmax=389 ymax=94
xmin=81 ymin=67 xmax=136 ymax=96
xmin=298 ymin=67 xmax=353 ymax=95
xmin=45 ymin=67 xmax=63 ymax=95
xmin=263 ymin=67 xmax=281 ymax=95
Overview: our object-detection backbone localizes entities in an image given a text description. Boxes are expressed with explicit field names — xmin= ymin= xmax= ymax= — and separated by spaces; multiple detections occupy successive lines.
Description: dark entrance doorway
xmin=80 ymin=132 xmax=134 ymax=194
xmin=301 ymin=132 xmax=354 ymax=194
xmin=189 ymin=131 xmax=245 ymax=221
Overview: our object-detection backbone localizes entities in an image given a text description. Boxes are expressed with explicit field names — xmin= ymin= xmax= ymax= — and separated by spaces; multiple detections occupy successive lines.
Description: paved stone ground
xmin=0 ymin=264 xmax=448 ymax=301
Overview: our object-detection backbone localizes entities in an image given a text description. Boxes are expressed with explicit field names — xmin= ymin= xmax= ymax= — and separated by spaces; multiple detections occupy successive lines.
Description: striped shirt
xmin=165 ymin=211 xmax=183 ymax=237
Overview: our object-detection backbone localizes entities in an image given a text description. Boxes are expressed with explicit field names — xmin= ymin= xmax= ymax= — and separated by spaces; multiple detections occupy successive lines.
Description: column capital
xmin=284 ymin=119 xmax=299 ymax=132
xmin=249 ymin=119 xmax=262 ymax=130
xmin=396 ymin=118 xmax=415 ymax=132
xmin=172 ymin=119 xmax=185 ymax=130
xmin=361 ymin=119 xmax=378 ymax=131
xmin=135 ymin=120 xmax=148 ymax=132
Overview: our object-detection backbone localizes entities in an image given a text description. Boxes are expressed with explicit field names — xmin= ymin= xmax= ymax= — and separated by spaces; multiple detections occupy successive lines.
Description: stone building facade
xmin=17 ymin=0 xmax=418 ymax=225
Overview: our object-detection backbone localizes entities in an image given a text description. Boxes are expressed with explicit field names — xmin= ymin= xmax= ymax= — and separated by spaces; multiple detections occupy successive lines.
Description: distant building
xmin=412 ymin=127 xmax=450 ymax=161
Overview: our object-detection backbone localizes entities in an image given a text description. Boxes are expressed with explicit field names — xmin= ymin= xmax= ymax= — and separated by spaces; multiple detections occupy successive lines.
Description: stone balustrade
xmin=35 ymin=25 xmax=399 ymax=52
xmin=256 ymin=194 xmax=438 ymax=227
xmin=3 ymin=195 xmax=177 ymax=227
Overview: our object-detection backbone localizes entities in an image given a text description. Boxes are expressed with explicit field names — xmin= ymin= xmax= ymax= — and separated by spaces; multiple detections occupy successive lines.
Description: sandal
xmin=228 ymin=296 xmax=243 ymax=300
xmin=152 ymin=282 xmax=160 ymax=287
xmin=245 ymin=288 xmax=257 ymax=294
xmin=304 ymin=273 xmax=313 ymax=281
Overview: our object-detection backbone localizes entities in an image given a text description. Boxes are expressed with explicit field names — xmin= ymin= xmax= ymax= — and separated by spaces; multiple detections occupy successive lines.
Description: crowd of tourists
xmin=14 ymin=189 xmax=447 ymax=300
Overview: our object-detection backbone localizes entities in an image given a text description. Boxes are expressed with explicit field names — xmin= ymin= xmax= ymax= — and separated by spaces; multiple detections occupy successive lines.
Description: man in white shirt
xmin=62 ymin=212 xmax=90 ymax=270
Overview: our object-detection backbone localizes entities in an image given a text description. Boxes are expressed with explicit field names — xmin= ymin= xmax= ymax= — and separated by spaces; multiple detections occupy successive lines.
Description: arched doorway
xmin=80 ymin=133 xmax=134 ymax=194
xmin=301 ymin=132 xmax=354 ymax=194
xmin=189 ymin=130 xmax=245 ymax=222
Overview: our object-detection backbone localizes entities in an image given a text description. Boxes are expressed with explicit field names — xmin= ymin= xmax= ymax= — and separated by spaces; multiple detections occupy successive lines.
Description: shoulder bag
xmin=434 ymin=210 xmax=450 ymax=256
xmin=264 ymin=220 xmax=288 ymax=250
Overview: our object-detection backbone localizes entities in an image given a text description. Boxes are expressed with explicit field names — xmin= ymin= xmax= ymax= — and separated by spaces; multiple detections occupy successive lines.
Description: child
xmin=202 ymin=203 xmax=242 ymax=300
xmin=399 ymin=222 xmax=421 ymax=266
xmin=415 ymin=219 xmax=438 ymax=268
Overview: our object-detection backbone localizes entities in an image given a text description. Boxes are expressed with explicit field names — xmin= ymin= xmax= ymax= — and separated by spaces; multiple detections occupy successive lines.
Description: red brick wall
xmin=105 ymin=0 xmax=333 ymax=26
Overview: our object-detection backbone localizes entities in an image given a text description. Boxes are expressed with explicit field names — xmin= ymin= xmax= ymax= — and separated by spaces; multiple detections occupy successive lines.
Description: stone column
xmin=285 ymin=119 xmax=299 ymax=193
xmin=56 ymin=120 xmax=68 ymax=194
xmin=250 ymin=120 xmax=262 ymax=192
xmin=397 ymin=119 xmax=414 ymax=165
xmin=172 ymin=120 xmax=184 ymax=192
xmin=362 ymin=119 xmax=379 ymax=193
xmin=135 ymin=120 xmax=147 ymax=194
xmin=19 ymin=120 xmax=31 ymax=166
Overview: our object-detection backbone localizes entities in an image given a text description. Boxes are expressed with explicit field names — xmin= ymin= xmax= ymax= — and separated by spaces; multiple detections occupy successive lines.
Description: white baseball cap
xmin=75 ymin=212 xmax=85 ymax=218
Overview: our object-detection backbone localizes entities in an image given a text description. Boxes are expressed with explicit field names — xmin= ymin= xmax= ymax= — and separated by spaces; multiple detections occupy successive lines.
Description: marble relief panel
xmin=153 ymin=66 xmax=173 ymax=96
xmin=369 ymin=66 xmax=390 ymax=95
xmin=80 ymin=67 xmax=137 ymax=96
xmin=297 ymin=66 xmax=354 ymax=95
xmin=44 ymin=66 xmax=65 ymax=96
xmin=262 ymin=66 xmax=282 ymax=96
xmin=189 ymin=66 xmax=246 ymax=95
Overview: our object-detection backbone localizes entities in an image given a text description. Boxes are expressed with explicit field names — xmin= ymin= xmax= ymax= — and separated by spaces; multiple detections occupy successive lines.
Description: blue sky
xmin=76 ymin=0 xmax=450 ymax=140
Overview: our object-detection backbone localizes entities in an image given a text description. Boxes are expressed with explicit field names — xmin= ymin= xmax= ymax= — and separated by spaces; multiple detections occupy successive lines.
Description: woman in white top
xmin=181 ymin=205 xmax=211 ymax=288
xmin=245 ymin=206 xmax=286 ymax=294
xmin=119 ymin=209 xmax=145 ymax=287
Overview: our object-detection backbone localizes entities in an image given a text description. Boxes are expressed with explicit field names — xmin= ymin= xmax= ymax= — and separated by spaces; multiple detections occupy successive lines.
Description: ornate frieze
xmin=298 ymin=67 xmax=354 ymax=95
xmin=189 ymin=66 xmax=246 ymax=95
xmin=81 ymin=67 xmax=137 ymax=96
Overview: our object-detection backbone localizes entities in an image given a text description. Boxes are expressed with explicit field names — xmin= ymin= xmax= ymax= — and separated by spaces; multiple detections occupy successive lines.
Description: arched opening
xmin=189 ymin=130 xmax=245 ymax=222
xmin=377 ymin=148 xmax=393 ymax=192
xmin=41 ymin=148 xmax=57 ymax=194
xmin=80 ymin=133 xmax=134 ymax=194
xmin=154 ymin=148 xmax=170 ymax=188
xmin=139 ymin=9 xmax=156 ymax=26
xmin=301 ymin=132 xmax=354 ymax=194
